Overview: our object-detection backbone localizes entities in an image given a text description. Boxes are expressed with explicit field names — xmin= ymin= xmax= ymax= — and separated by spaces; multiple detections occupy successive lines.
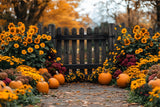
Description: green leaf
xmin=30 ymin=54 xmax=36 ymax=58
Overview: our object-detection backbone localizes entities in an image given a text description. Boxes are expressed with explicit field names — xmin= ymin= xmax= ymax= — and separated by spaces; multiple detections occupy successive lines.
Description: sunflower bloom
xmin=14 ymin=43 xmax=19 ymax=48
xmin=9 ymin=27 xmax=16 ymax=35
xmin=39 ymin=50 xmax=44 ymax=55
xmin=40 ymin=43 xmax=45 ymax=48
xmin=34 ymin=38 xmax=40 ymax=44
xmin=42 ymin=34 xmax=47 ymax=39
xmin=23 ymin=41 xmax=27 ymax=46
xmin=34 ymin=45 xmax=39 ymax=49
xmin=141 ymin=38 xmax=147 ymax=44
xmin=21 ymin=50 xmax=27 ymax=55
xmin=8 ymin=23 xmax=15 ymax=29
xmin=124 ymin=38 xmax=130 ymax=46
xmin=26 ymin=37 xmax=33 ymax=44
xmin=27 ymin=47 xmax=33 ymax=53
xmin=47 ymin=35 xmax=52 ymax=41
xmin=121 ymin=28 xmax=127 ymax=34
xmin=134 ymin=33 xmax=142 ymax=40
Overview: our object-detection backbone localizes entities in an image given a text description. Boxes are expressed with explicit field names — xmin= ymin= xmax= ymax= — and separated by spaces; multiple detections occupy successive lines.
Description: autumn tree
xmin=0 ymin=0 xmax=50 ymax=30
xmin=40 ymin=0 xmax=93 ymax=29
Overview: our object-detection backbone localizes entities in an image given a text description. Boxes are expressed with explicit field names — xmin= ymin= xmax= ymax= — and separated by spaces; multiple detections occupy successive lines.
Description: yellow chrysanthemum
xmin=40 ymin=43 xmax=45 ymax=48
xmin=34 ymin=45 xmax=39 ymax=49
xmin=39 ymin=50 xmax=44 ymax=55
xmin=47 ymin=35 xmax=52 ymax=41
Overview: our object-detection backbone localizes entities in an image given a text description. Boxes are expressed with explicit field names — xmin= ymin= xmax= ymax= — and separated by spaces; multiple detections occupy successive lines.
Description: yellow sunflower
xmin=23 ymin=41 xmax=27 ymax=46
xmin=16 ymin=27 xmax=20 ymax=34
xmin=134 ymin=33 xmax=142 ymax=40
xmin=42 ymin=34 xmax=47 ymax=39
xmin=21 ymin=50 xmax=27 ymax=55
xmin=29 ymin=25 xmax=38 ymax=34
xmin=39 ymin=50 xmax=44 ymax=55
xmin=9 ymin=27 xmax=16 ymax=35
xmin=34 ymin=45 xmax=39 ymax=49
xmin=121 ymin=28 xmax=127 ymax=34
xmin=46 ymin=35 xmax=52 ymax=41
xmin=14 ymin=43 xmax=19 ymax=48
xmin=26 ymin=37 xmax=33 ymax=44
xmin=124 ymin=38 xmax=130 ymax=46
xmin=34 ymin=38 xmax=40 ymax=44
xmin=27 ymin=47 xmax=33 ymax=53
xmin=8 ymin=23 xmax=15 ymax=29
xmin=40 ymin=43 xmax=45 ymax=48
xmin=140 ymin=28 xmax=147 ymax=34
xmin=28 ymin=28 xmax=35 ymax=35
xmin=141 ymin=38 xmax=147 ymax=44
xmin=135 ymin=50 xmax=140 ymax=54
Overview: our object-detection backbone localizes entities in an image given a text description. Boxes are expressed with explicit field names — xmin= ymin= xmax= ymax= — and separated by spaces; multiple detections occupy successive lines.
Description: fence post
xmin=48 ymin=24 xmax=56 ymax=48
xmin=56 ymin=28 xmax=62 ymax=58
xmin=71 ymin=28 xmax=77 ymax=73
xmin=80 ymin=28 xmax=85 ymax=74
xmin=37 ymin=23 xmax=43 ymax=34
xmin=87 ymin=28 xmax=92 ymax=74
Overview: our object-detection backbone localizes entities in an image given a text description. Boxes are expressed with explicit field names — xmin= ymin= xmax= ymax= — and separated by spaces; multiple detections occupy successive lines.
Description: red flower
xmin=120 ymin=58 xmax=128 ymax=66
xmin=126 ymin=54 xmax=135 ymax=58
xmin=129 ymin=57 xmax=137 ymax=62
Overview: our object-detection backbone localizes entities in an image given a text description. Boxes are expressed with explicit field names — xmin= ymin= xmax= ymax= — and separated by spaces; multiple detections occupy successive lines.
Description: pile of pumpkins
xmin=37 ymin=69 xmax=65 ymax=94
xmin=0 ymin=68 xmax=65 ymax=95
xmin=98 ymin=72 xmax=130 ymax=88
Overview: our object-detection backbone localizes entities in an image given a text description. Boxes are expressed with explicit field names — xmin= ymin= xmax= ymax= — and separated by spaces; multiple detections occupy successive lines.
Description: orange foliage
xmin=40 ymin=0 xmax=93 ymax=29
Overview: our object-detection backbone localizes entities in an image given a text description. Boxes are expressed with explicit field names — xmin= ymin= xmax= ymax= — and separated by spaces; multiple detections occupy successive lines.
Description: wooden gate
xmin=38 ymin=23 xmax=116 ymax=74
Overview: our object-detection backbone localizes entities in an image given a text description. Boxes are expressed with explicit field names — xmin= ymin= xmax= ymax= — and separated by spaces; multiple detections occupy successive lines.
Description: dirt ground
xmin=33 ymin=82 xmax=143 ymax=107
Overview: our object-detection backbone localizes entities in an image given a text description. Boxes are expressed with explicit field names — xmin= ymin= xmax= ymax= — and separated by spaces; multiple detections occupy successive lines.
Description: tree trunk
xmin=156 ymin=1 xmax=160 ymax=31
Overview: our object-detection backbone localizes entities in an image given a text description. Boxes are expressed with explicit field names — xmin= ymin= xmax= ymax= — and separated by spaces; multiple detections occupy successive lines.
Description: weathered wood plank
xmin=63 ymin=28 xmax=69 ymax=65
xmin=87 ymin=28 xmax=92 ymax=74
xmin=79 ymin=28 xmax=85 ymax=73
xmin=72 ymin=28 xmax=77 ymax=73
xmin=48 ymin=24 xmax=56 ymax=48
xmin=56 ymin=28 xmax=62 ymax=57
xmin=94 ymin=27 xmax=99 ymax=64
xmin=37 ymin=23 xmax=43 ymax=34
xmin=43 ymin=27 xmax=48 ymax=34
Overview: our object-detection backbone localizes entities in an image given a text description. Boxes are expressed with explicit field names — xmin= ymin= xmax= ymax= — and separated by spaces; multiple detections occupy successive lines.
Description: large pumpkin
xmin=39 ymin=68 xmax=48 ymax=74
xmin=36 ymin=81 xmax=49 ymax=94
xmin=98 ymin=72 xmax=112 ymax=85
xmin=148 ymin=78 xmax=160 ymax=88
xmin=9 ymin=80 xmax=23 ymax=89
xmin=0 ymin=81 xmax=6 ymax=89
xmin=48 ymin=78 xmax=59 ymax=89
xmin=53 ymin=71 xmax=65 ymax=85
xmin=117 ymin=73 xmax=130 ymax=88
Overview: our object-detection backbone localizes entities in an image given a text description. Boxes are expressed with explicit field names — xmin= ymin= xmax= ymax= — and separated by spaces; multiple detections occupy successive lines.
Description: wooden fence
xmin=37 ymin=23 xmax=116 ymax=74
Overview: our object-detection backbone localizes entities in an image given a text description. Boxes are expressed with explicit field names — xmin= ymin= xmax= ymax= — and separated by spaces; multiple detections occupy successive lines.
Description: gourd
xmin=53 ymin=71 xmax=65 ymax=85
xmin=98 ymin=72 xmax=112 ymax=85
xmin=48 ymin=78 xmax=59 ymax=89
xmin=117 ymin=73 xmax=130 ymax=88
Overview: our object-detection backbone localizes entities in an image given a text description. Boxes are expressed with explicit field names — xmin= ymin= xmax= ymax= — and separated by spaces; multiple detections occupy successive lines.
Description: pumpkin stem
xmin=1 ymin=84 xmax=4 ymax=88
xmin=153 ymin=76 xmax=157 ymax=80
xmin=56 ymin=71 xmax=59 ymax=74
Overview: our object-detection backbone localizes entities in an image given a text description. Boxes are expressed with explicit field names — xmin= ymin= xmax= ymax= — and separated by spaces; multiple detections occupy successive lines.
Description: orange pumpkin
xmin=9 ymin=80 xmax=23 ymax=89
xmin=0 ymin=86 xmax=13 ymax=93
xmin=48 ymin=78 xmax=59 ymax=89
xmin=117 ymin=73 xmax=130 ymax=88
xmin=148 ymin=78 xmax=160 ymax=88
xmin=36 ymin=81 xmax=49 ymax=94
xmin=0 ymin=81 xmax=6 ymax=89
xmin=98 ymin=72 xmax=112 ymax=85
xmin=39 ymin=68 xmax=48 ymax=74
xmin=53 ymin=71 xmax=65 ymax=85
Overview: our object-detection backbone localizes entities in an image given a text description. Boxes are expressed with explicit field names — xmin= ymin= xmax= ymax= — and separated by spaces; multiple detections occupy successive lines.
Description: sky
xmin=77 ymin=0 xmax=127 ymax=25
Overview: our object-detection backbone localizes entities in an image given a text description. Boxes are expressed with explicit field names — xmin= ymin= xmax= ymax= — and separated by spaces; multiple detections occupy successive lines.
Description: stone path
xmin=38 ymin=82 xmax=142 ymax=107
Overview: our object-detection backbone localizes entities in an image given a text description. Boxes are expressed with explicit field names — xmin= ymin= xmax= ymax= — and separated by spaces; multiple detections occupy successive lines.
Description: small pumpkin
xmin=0 ymin=85 xmax=13 ymax=93
xmin=39 ymin=68 xmax=48 ymax=74
xmin=9 ymin=80 xmax=23 ymax=89
xmin=117 ymin=73 xmax=130 ymax=88
xmin=53 ymin=71 xmax=65 ymax=85
xmin=48 ymin=78 xmax=59 ymax=89
xmin=0 ymin=81 xmax=6 ymax=89
xmin=98 ymin=72 xmax=112 ymax=85
xmin=148 ymin=78 xmax=160 ymax=88
xmin=36 ymin=80 xmax=49 ymax=94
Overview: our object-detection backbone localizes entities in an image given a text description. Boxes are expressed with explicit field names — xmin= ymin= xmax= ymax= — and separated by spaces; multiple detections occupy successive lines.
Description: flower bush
xmin=0 ymin=22 xmax=54 ymax=68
